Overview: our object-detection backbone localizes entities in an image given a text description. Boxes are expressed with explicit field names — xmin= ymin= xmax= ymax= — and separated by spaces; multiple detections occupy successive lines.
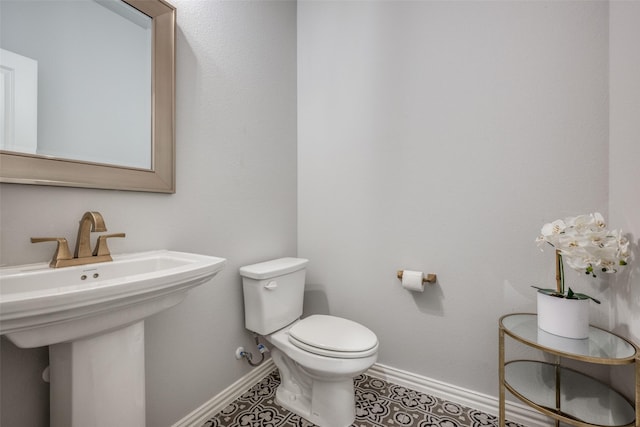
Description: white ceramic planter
xmin=537 ymin=292 xmax=590 ymax=339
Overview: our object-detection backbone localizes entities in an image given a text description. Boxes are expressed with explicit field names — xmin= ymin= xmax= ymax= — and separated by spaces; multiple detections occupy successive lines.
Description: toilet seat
xmin=288 ymin=315 xmax=378 ymax=358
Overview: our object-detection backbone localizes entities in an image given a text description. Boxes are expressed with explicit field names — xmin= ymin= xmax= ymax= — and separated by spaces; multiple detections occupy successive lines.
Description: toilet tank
xmin=239 ymin=258 xmax=309 ymax=335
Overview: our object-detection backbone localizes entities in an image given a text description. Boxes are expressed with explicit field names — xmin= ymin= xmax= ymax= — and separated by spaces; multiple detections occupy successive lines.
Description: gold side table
xmin=499 ymin=313 xmax=638 ymax=427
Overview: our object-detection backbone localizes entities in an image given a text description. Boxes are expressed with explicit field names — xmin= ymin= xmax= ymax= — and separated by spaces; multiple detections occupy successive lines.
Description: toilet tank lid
xmin=239 ymin=257 xmax=309 ymax=280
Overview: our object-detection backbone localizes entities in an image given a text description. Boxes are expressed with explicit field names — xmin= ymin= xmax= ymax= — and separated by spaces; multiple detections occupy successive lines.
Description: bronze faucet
xmin=31 ymin=211 xmax=125 ymax=268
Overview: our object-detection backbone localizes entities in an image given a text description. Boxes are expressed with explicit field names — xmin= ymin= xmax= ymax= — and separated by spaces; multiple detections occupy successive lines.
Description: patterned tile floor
xmin=203 ymin=369 xmax=526 ymax=427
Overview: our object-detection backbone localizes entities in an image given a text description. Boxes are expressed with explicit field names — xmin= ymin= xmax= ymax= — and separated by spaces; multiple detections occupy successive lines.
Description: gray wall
xmin=609 ymin=0 xmax=640 ymax=401
xmin=297 ymin=0 xmax=611 ymax=398
xmin=0 ymin=1 xmax=297 ymax=426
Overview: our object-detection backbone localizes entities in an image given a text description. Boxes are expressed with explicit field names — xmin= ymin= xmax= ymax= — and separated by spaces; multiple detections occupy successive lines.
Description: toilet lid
xmin=288 ymin=315 xmax=378 ymax=358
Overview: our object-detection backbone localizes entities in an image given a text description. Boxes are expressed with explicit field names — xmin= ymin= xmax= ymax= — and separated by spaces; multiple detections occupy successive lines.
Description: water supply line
xmin=237 ymin=335 xmax=268 ymax=367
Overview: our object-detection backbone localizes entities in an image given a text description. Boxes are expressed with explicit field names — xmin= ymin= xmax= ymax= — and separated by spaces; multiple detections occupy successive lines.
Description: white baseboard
xmin=172 ymin=359 xmax=551 ymax=427
xmin=366 ymin=363 xmax=551 ymax=427
xmin=171 ymin=359 xmax=276 ymax=427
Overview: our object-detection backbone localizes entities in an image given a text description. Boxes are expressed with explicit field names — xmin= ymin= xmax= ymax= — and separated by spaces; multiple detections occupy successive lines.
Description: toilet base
xmin=271 ymin=348 xmax=356 ymax=427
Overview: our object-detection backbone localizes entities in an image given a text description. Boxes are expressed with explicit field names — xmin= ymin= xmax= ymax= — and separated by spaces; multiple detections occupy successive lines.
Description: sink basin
xmin=0 ymin=250 xmax=226 ymax=348
xmin=0 ymin=249 xmax=226 ymax=427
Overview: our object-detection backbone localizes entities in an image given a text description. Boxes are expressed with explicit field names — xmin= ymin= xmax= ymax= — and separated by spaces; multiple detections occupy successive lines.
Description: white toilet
xmin=240 ymin=258 xmax=379 ymax=427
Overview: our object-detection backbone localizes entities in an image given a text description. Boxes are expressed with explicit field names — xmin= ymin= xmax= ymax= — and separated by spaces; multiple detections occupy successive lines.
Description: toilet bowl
xmin=239 ymin=258 xmax=379 ymax=427
xmin=266 ymin=315 xmax=378 ymax=427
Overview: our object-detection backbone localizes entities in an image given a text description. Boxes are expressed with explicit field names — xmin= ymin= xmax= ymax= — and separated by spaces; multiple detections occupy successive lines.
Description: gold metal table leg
xmin=635 ymin=355 xmax=639 ymax=427
xmin=499 ymin=326 xmax=505 ymax=427
xmin=555 ymin=356 xmax=561 ymax=427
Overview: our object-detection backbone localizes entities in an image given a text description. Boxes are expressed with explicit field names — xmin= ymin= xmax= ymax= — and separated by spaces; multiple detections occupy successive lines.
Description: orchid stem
xmin=555 ymin=249 xmax=564 ymax=294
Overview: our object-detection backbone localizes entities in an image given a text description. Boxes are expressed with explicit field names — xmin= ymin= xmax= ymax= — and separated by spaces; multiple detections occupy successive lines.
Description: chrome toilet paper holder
xmin=396 ymin=270 xmax=437 ymax=284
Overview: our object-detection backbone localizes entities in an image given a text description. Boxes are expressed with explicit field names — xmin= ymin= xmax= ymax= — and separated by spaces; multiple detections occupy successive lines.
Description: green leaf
xmin=566 ymin=287 xmax=601 ymax=304
xmin=573 ymin=292 xmax=601 ymax=304
xmin=532 ymin=286 xmax=601 ymax=304
xmin=531 ymin=286 xmax=564 ymax=298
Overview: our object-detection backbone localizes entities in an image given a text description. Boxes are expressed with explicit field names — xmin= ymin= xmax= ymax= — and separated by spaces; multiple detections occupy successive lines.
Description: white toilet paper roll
xmin=401 ymin=270 xmax=424 ymax=292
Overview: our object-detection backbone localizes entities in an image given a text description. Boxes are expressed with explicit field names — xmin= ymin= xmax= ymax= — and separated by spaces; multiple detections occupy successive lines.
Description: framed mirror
xmin=0 ymin=0 xmax=176 ymax=193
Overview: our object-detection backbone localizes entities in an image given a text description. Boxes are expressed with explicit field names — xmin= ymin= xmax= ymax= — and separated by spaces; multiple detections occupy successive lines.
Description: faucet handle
xmin=31 ymin=237 xmax=73 ymax=267
xmin=93 ymin=233 xmax=126 ymax=257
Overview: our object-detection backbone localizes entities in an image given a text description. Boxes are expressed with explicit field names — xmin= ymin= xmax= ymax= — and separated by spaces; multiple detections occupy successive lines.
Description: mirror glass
xmin=1 ymin=0 xmax=152 ymax=169
xmin=0 ymin=0 xmax=175 ymax=193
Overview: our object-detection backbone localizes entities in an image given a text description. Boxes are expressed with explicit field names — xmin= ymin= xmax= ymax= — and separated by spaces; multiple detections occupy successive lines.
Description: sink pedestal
xmin=49 ymin=321 xmax=146 ymax=427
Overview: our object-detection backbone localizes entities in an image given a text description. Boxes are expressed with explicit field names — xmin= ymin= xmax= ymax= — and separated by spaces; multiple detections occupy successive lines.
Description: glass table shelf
xmin=505 ymin=360 xmax=635 ymax=427
xmin=499 ymin=313 xmax=639 ymax=427
xmin=501 ymin=314 xmax=636 ymax=364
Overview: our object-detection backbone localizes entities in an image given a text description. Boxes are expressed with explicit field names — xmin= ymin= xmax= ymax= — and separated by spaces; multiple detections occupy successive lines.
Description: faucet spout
xmin=74 ymin=211 xmax=107 ymax=258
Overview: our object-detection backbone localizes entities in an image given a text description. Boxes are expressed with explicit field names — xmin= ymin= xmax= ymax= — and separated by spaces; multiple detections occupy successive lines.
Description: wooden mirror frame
xmin=0 ymin=0 xmax=176 ymax=193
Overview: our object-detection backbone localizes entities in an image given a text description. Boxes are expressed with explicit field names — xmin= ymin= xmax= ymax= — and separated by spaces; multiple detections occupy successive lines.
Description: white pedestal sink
xmin=0 ymin=250 xmax=226 ymax=427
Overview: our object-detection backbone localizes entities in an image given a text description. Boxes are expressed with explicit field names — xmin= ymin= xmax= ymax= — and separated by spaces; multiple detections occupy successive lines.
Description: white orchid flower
xmin=537 ymin=212 xmax=629 ymax=277
xmin=593 ymin=212 xmax=606 ymax=229
xmin=541 ymin=219 xmax=566 ymax=237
